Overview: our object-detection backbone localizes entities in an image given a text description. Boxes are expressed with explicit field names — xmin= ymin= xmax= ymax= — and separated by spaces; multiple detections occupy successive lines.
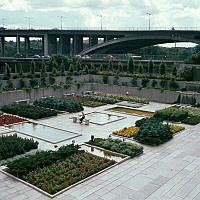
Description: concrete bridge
xmin=0 ymin=29 xmax=200 ymax=57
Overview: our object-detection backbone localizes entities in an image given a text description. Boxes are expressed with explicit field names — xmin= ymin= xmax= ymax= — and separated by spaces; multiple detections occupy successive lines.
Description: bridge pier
xmin=105 ymin=35 xmax=115 ymax=42
xmin=1 ymin=37 xmax=5 ymax=57
xmin=60 ymin=35 xmax=71 ymax=55
xmin=16 ymin=36 xmax=20 ymax=56
xmin=73 ymin=35 xmax=83 ymax=55
xmin=25 ymin=36 xmax=30 ymax=58
xmin=90 ymin=36 xmax=98 ymax=47
xmin=43 ymin=35 xmax=57 ymax=56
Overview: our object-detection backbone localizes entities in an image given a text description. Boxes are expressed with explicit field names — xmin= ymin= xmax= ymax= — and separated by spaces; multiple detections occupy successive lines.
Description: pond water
xmin=85 ymin=112 xmax=125 ymax=125
xmin=81 ymin=144 xmax=126 ymax=162
xmin=8 ymin=122 xmax=79 ymax=144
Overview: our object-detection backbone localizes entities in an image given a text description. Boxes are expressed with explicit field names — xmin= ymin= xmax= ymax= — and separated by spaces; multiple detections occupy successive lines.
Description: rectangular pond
xmin=81 ymin=144 xmax=127 ymax=162
xmin=85 ymin=112 xmax=126 ymax=125
xmin=8 ymin=122 xmax=80 ymax=144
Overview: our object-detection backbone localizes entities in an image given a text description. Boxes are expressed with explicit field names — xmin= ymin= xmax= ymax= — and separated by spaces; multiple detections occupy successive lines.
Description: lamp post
xmin=97 ymin=15 xmax=103 ymax=30
xmin=146 ymin=12 xmax=151 ymax=31
xmin=57 ymin=16 xmax=63 ymax=30
xmin=25 ymin=17 xmax=31 ymax=29
xmin=2 ymin=18 xmax=6 ymax=27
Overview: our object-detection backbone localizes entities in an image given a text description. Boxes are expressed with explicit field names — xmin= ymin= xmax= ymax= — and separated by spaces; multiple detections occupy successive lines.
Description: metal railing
xmin=2 ymin=26 xmax=200 ymax=31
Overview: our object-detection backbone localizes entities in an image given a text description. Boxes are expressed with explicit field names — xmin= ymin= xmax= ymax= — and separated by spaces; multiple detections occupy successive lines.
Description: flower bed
xmin=82 ymin=101 xmax=106 ymax=107
xmin=108 ymin=107 xmax=154 ymax=117
xmin=1 ymin=104 xmax=58 ymax=120
xmin=6 ymin=145 xmax=115 ymax=195
xmin=64 ymin=96 xmax=107 ymax=107
xmin=0 ymin=134 xmax=38 ymax=161
xmin=87 ymin=138 xmax=143 ymax=157
xmin=169 ymin=125 xmax=185 ymax=134
xmin=113 ymin=126 xmax=139 ymax=137
xmin=83 ymin=95 xmax=119 ymax=104
xmin=0 ymin=114 xmax=26 ymax=126
xmin=34 ymin=97 xmax=83 ymax=113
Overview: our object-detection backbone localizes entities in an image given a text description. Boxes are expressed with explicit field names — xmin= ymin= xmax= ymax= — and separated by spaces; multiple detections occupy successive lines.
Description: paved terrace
xmin=0 ymin=102 xmax=200 ymax=200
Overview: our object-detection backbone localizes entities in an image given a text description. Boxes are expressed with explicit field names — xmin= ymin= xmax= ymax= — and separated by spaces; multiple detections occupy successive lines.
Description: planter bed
xmin=1 ymin=145 xmax=116 ymax=198
xmin=1 ymin=104 xmax=58 ymax=120
xmin=0 ymin=134 xmax=38 ymax=161
xmin=154 ymin=106 xmax=200 ymax=125
xmin=64 ymin=96 xmax=107 ymax=107
xmin=108 ymin=107 xmax=154 ymax=117
xmin=86 ymin=138 xmax=143 ymax=158
xmin=0 ymin=114 xmax=27 ymax=126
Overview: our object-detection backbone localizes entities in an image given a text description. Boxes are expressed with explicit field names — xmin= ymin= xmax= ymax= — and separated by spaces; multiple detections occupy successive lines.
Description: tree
xmin=100 ymin=64 xmax=103 ymax=71
xmin=172 ymin=64 xmax=177 ymax=76
xmin=4 ymin=63 xmax=11 ymax=79
xmin=128 ymin=58 xmax=135 ymax=73
xmin=159 ymin=62 xmax=166 ymax=75
xmin=138 ymin=63 xmax=143 ymax=73
xmin=30 ymin=60 xmax=35 ymax=74
xmin=117 ymin=62 xmax=123 ymax=73
xmin=60 ymin=61 xmax=65 ymax=73
xmin=148 ymin=60 xmax=154 ymax=73
xmin=84 ymin=65 xmax=89 ymax=74
xmin=19 ymin=64 xmax=23 ymax=77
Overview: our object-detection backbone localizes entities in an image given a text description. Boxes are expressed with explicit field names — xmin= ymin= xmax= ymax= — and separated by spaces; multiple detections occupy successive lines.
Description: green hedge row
xmin=0 ymin=134 xmax=38 ymax=161
xmin=1 ymin=104 xmax=58 ymax=119
xmin=33 ymin=97 xmax=83 ymax=113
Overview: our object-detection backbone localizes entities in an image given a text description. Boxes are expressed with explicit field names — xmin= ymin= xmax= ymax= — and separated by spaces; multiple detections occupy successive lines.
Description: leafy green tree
xmin=172 ymin=64 xmax=177 ymax=76
xmin=159 ymin=62 xmax=166 ymax=75
xmin=30 ymin=60 xmax=36 ymax=74
xmin=49 ymin=74 xmax=56 ymax=85
xmin=128 ymin=58 xmax=135 ymax=73
xmin=100 ymin=64 xmax=103 ymax=71
xmin=84 ymin=65 xmax=89 ymax=74
xmin=117 ymin=62 xmax=123 ymax=73
xmin=4 ymin=63 xmax=11 ymax=79
xmin=138 ymin=63 xmax=143 ymax=73
xmin=69 ymin=64 xmax=74 ymax=72
xmin=19 ymin=64 xmax=23 ymax=77
xmin=148 ymin=60 xmax=154 ymax=73
xmin=18 ymin=79 xmax=26 ymax=88
xmin=60 ymin=61 xmax=65 ymax=73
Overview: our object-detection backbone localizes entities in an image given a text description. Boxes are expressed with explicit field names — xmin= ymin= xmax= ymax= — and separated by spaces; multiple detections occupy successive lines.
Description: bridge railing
xmin=2 ymin=26 xmax=200 ymax=31
xmin=88 ymin=54 xmax=186 ymax=62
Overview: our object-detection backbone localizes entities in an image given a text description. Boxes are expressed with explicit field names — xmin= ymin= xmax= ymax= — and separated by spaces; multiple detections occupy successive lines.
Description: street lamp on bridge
xmin=25 ymin=17 xmax=31 ymax=30
xmin=57 ymin=16 xmax=63 ymax=30
xmin=146 ymin=12 xmax=151 ymax=31
xmin=97 ymin=15 xmax=103 ymax=30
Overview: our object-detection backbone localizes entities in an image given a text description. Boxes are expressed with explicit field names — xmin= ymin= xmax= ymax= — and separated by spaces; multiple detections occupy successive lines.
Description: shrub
xmin=152 ymin=80 xmax=157 ymax=87
xmin=142 ymin=78 xmax=149 ymax=87
xmin=102 ymin=75 xmax=109 ymax=84
xmin=154 ymin=107 xmax=188 ymax=122
xmin=160 ymin=79 xmax=167 ymax=88
xmin=169 ymin=79 xmax=179 ymax=90
xmin=1 ymin=104 xmax=58 ymax=119
xmin=135 ymin=117 xmax=162 ymax=127
xmin=0 ymin=134 xmax=38 ymax=161
xmin=134 ymin=120 xmax=173 ymax=145
xmin=182 ymin=116 xmax=200 ymax=125
xmin=33 ymin=97 xmax=83 ymax=113
xmin=131 ymin=77 xmax=137 ymax=87
xmin=87 ymin=138 xmax=143 ymax=157
xmin=159 ymin=62 xmax=166 ymax=75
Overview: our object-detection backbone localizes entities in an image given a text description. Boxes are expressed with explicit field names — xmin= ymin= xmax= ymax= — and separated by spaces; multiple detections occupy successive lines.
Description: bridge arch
xmin=80 ymin=34 xmax=200 ymax=55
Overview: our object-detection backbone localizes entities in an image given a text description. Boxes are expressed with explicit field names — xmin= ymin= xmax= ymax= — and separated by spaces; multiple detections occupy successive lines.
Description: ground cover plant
xmin=0 ymin=134 xmax=38 ymax=161
xmin=33 ymin=97 xmax=83 ymax=113
xmin=87 ymin=138 xmax=143 ymax=157
xmin=108 ymin=107 xmax=154 ymax=117
xmin=0 ymin=114 xmax=26 ymax=126
xmin=6 ymin=144 xmax=115 ymax=195
xmin=1 ymin=104 xmax=58 ymax=119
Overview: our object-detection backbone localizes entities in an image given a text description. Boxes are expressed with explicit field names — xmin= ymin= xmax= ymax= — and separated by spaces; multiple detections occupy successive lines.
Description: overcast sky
xmin=0 ymin=0 xmax=199 ymax=47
